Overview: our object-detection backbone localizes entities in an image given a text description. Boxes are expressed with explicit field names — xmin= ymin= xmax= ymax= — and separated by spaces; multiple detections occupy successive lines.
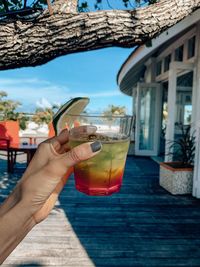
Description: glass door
xmin=135 ymin=83 xmax=162 ymax=156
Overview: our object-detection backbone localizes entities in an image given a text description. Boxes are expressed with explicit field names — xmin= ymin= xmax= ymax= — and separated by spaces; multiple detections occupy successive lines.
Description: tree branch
xmin=0 ymin=0 xmax=200 ymax=70
xmin=52 ymin=0 xmax=78 ymax=14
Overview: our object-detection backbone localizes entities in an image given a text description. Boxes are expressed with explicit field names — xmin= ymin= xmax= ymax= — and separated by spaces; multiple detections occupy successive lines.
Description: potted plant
xmin=159 ymin=123 xmax=196 ymax=195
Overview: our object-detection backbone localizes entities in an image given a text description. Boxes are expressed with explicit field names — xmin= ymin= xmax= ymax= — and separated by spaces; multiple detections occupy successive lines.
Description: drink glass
xmin=68 ymin=114 xmax=133 ymax=196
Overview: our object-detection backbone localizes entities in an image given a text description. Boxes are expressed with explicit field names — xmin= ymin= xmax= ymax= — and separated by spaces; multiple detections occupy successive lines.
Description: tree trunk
xmin=0 ymin=0 xmax=200 ymax=70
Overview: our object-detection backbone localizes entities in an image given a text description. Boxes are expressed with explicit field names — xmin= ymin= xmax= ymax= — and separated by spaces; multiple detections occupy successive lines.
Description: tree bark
xmin=52 ymin=0 xmax=78 ymax=14
xmin=0 ymin=0 xmax=200 ymax=70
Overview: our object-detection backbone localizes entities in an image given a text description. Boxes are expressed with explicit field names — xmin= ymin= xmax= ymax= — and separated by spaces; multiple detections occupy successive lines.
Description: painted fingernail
xmin=90 ymin=141 xmax=102 ymax=152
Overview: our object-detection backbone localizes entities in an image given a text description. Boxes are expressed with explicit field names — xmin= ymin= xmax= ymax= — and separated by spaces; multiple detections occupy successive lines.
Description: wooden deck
xmin=1 ymin=155 xmax=200 ymax=266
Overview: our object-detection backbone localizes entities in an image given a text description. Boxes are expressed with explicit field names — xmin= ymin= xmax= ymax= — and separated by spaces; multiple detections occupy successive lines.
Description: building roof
xmin=117 ymin=9 xmax=200 ymax=96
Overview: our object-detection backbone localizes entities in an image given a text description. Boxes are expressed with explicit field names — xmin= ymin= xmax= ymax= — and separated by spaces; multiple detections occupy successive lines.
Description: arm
xmin=0 ymin=129 xmax=101 ymax=264
xmin=0 ymin=201 xmax=35 ymax=263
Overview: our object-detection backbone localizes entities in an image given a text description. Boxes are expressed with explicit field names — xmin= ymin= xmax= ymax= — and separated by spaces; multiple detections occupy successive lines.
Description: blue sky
xmin=0 ymin=47 xmax=133 ymax=114
xmin=0 ymin=0 xmax=139 ymax=115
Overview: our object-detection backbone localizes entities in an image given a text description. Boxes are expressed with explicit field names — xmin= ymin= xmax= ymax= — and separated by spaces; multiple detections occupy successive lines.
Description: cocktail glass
xmin=68 ymin=114 xmax=133 ymax=196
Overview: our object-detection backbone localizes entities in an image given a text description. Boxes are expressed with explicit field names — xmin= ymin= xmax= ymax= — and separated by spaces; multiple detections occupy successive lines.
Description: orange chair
xmin=0 ymin=120 xmax=20 ymax=147
xmin=0 ymin=121 xmax=21 ymax=172
xmin=0 ymin=120 xmax=30 ymax=172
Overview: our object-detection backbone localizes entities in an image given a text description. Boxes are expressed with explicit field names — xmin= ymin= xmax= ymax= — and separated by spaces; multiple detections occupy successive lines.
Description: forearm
xmin=0 ymin=185 xmax=21 ymax=217
xmin=0 ymin=200 xmax=36 ymax=264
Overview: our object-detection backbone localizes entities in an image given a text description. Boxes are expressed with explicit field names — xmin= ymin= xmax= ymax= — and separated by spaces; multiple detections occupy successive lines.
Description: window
xmin=188 ymin=36 xmax=196 ymax=59
xmin=156 ymin=61 xmax=162 ymax=76
xmin=164 ymin=54 xmax=171 ymax=72
xmin=175 ymin=45 xmax=184 ymax=61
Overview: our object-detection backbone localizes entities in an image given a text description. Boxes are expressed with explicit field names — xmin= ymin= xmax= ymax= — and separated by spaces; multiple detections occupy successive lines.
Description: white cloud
xmin=0 ymin=77 xmax=124 ymax=112
xmin=36 ymin=98 xmax=52 ymax=109
xmin=52 ymin=101 xmax=62 ymax=107
xmin=0 ymin=78 xmax=51 ymax=86
xmin=0 ymin=78 xmax=69 ymax=103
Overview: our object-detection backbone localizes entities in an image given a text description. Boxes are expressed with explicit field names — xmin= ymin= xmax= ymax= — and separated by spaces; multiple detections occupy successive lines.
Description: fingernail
xmin=90 ymin=141 xmax=102 ymax=152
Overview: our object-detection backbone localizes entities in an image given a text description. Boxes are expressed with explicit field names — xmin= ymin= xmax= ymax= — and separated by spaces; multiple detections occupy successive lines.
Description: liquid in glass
xmin=69 ymin=133 xmax=130 ymax=196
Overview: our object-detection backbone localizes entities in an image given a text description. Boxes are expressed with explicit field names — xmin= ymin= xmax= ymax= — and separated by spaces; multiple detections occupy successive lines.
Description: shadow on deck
xmin=1 ymin=156 xmax=200 ymax=266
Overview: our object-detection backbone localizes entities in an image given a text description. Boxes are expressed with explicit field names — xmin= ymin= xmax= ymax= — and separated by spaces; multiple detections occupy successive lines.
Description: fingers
xmin=47 ymin=129 xmax=69 ymax=154
xmin=23 ymin=129 xmax=69 ymax=179
xmin=47 ymin=128 xmax=69 ymax=144
xmin=65 ymin=140 xmax=102 ymax=166
xmin=44 ymin=141 xmax=102 ymax=179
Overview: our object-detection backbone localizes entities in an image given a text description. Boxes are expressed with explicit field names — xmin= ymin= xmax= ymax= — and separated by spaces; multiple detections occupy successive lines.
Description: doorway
xmin=135 ymin=83 xmax=162 ymax=156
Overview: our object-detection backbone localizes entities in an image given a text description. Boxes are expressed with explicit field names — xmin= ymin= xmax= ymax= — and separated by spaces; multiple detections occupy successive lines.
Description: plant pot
xmin=159 ymin=162 xmax=193 ymax=195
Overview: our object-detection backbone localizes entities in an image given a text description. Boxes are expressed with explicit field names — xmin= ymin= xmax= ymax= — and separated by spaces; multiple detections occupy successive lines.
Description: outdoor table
xmin=7 ymin=144 xmax=37 ymax=173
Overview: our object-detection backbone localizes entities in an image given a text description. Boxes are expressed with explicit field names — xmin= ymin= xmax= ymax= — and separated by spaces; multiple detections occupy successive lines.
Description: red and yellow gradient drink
xmin=68 ymin=113 xmax=132 ymax=196
xmin=69 ymin=134 xmax=130 ymax=196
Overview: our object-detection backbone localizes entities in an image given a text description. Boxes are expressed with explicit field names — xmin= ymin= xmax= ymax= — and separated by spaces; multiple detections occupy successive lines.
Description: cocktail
xmin=68 ymin=114 xmax=133 ymax=196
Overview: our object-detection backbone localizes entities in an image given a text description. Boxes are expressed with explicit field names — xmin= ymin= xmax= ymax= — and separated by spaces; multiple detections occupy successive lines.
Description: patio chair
xmin=0 ymin=137 xmax=15 ymax=172
xmin=0 ymin=121 xmax=24 ymax=172
xmin=0 ymin=120 xmax=20 ymax=146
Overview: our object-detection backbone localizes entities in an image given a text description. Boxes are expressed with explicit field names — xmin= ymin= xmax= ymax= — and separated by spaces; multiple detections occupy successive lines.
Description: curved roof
xmin=117 ymin=9 xmax=200 ymax=96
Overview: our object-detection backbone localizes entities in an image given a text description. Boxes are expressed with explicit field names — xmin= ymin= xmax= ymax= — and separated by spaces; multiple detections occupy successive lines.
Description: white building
xmin=117 ymin=9 xmax=200 ymax=198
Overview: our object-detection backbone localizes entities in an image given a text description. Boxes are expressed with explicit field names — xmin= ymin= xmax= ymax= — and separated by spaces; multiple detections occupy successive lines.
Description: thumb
xmin=65 ymin=140 xmax=102 ymax=167
xmin=45 ymin=141 xmax=102 ymax=179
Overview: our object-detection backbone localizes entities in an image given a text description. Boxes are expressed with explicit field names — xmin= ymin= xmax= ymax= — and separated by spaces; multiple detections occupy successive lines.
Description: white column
xmin=135 ymin=83 xmax=140 ymax=151
xmin=128 ymin=86 xmax=136 ymax=155
xmin=192 ymin=22 xmax=200 ymax=198
xmin=191 ymin=67 xmax=197 ymax=124
xmin=165 ymin=66 xmax=177 ymax=162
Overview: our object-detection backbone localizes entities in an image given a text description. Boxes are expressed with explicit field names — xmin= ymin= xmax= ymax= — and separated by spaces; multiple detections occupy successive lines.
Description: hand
xmin=18 ymin=129 xmax=102 ymax=223
xmin=0 ymin=129 xmax=102 ymax=264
